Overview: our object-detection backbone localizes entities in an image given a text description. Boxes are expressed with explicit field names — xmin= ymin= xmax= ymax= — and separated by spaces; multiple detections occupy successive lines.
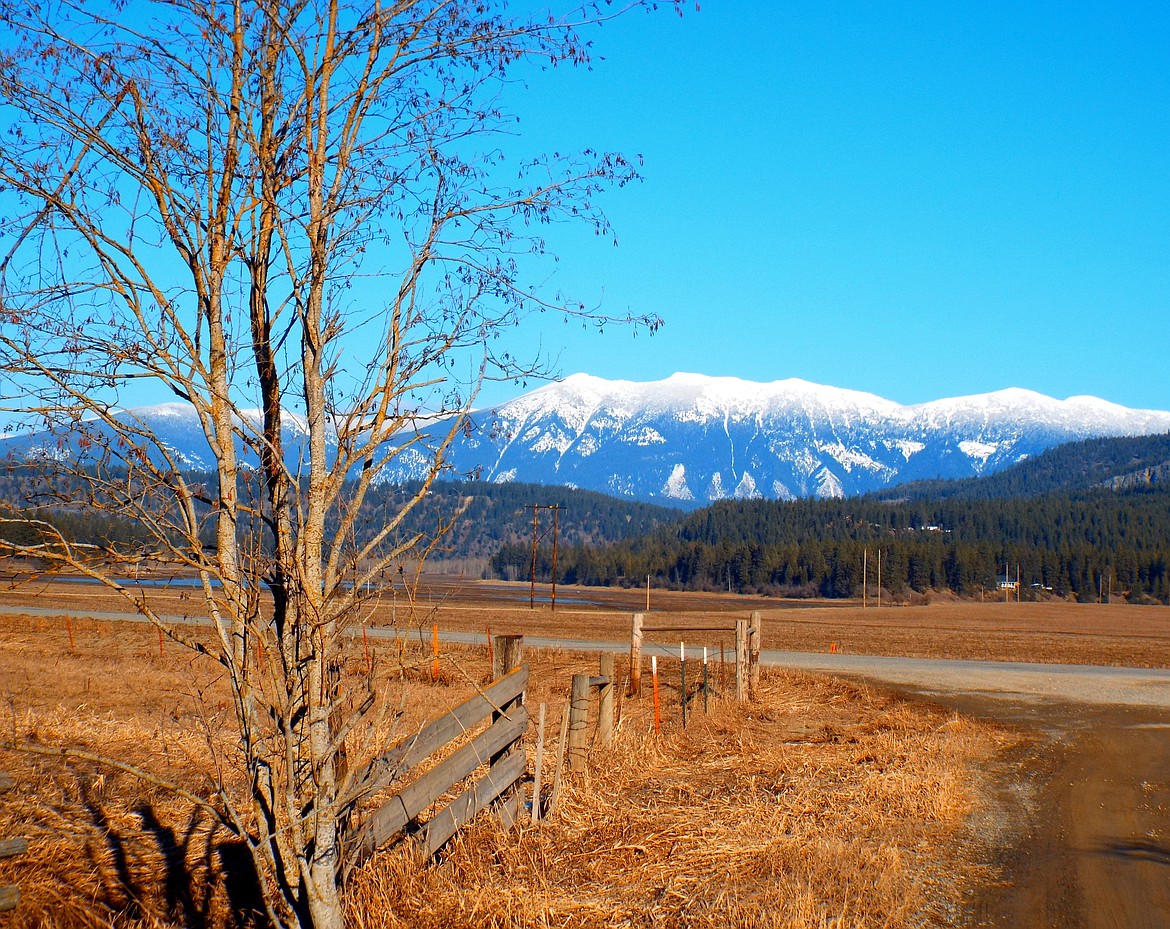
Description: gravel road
xmin=781 ymin=650 xmax=1170 ymax=929
xmin=759 ymin=649 xmax=1170 ymax=709
xmin=759 ymin=646 xmax=1170 ymax=928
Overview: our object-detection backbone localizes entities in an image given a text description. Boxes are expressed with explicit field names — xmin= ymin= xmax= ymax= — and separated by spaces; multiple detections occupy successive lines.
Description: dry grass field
xmin=0 ymin=586 xmax=1027 ymax=929
xmin=4 ymin=573 xmax=1169 ymax=667
xmin=425 ymin=594 xmax=1170 ymax=669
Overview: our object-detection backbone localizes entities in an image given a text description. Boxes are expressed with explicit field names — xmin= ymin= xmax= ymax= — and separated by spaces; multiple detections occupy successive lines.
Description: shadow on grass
xmin=76 ymin=776 xmax=267 ymax=928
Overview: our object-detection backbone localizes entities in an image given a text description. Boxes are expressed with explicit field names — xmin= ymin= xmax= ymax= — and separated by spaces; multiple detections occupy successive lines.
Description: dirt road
xmin=965 ymin=702 xmax=1170 ymax=929
xmin=815 ymin=664 xmax=1170 ymax=929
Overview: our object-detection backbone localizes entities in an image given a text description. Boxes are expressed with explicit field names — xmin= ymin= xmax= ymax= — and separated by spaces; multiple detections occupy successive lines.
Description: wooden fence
xmin=1 ymin=771 xmax=24 ymax=912
xmin=630 ymin=611 xmax=762 ymax=701
xmin=0 ymin=621 xmax=776 ymax=909
xmin=350 ymin=652 xmax=529 ymax=863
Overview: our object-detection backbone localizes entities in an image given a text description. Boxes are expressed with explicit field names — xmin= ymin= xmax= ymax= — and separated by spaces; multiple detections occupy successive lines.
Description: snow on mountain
xmin=0 ymin=403 xmax=323 ymax=473
xmin=662 ymin=463 xmax=694 ymax=501
xmin=5 ymin=374 xmax=1170 ymax=508
xmin=424 ymin=374 xmax=1170 ymax=506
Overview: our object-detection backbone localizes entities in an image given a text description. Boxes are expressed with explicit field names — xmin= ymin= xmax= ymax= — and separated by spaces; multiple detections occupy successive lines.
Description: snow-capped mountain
xmin=0 ymin=403 xmax=322 ymax=473
xmin=5 ymin=374 xmax=1170 ymax=507
xmin=398 ymin=374 xmax=1170 ymax=506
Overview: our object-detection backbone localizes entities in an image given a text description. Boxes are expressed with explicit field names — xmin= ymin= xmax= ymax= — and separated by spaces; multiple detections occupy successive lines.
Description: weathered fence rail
xmin=1 ymin=770 xmax=23 ymax=913
xmin=350 ymin=663 xmax=529 ymax=863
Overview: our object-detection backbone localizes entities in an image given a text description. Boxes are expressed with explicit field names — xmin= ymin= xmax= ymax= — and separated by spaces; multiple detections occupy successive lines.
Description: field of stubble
xmin=4 ymin=576 xmax=1166 ymax=927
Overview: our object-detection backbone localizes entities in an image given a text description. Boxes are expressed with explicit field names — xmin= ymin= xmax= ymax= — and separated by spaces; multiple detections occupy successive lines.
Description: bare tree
xmin=0 ymin=1 xmax=672 ymax=926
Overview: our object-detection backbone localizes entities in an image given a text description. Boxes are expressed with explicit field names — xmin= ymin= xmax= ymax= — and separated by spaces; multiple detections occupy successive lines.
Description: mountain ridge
xmin=431 ymin=373 xmax=1170 ymax=505
xmin=5 ymin=373 xmax=1170 ymax=505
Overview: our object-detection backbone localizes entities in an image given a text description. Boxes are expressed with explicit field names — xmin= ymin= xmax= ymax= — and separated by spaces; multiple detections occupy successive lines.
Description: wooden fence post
xmin=568 ymin=674 xmax=590 ymax=771
xmin=735 ymin=617 xmax=748 ymax=703
xmin=629 ymin=613 xmax=644 ymax=696
xmin=492 ymin=635 xmax=524 ymax=680
xmin=597 ymin=654 xmax=614 ymax=747
xmin=748 ymin=611 xmax=762 ymax=700
xmin=490 ymin=635 xmax=525 ymax=827
xmin=531 ymin=703 xmax=547 ymax=824
xmin=548 ymin=696 xmax=571 ymax=815
xmin=702 ymin=646 xmax=709 ymax=714
xmin=651 ymin=654 xmax=661 ymax=734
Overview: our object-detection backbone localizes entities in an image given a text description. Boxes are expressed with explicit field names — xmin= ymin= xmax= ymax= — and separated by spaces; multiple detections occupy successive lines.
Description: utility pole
xmin=876 ymin=549 xmax=881 ymax=608
xmin=549 ymin=503 xmax=560 ymax=612
xmin=526 ymin=503 xmax=562 ymax=610
xmin=863 ymin=547 xmax=867 ymax=608
xmin=528 ymin=504 xmax=539 ymax=609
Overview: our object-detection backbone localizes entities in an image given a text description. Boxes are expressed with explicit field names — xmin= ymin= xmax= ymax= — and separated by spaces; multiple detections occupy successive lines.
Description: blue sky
xmin=6 ymin=2 xmax=1164 ymax=421
xmin=478 ymin=1 xmax=1170 ymax=411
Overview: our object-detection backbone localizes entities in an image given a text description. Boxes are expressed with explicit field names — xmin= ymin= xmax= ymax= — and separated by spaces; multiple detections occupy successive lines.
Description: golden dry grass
xmin=349 ymin=674 xmax=1009 ymax=929
xmin=0 ymin=611 xmax=1013 ymax=928
xmin=5 ymin=573 xmax=1168 ymax=667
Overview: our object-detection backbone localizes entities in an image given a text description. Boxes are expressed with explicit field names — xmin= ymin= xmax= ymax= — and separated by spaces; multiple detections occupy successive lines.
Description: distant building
xmin=997 ymin=574 xmax=1018 ymax=590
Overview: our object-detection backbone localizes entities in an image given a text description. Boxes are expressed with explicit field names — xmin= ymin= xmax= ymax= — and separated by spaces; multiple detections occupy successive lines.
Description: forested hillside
xmin=0 ymin=466 xmax=682 ymax=563
xmin=358 ymin=479 xmax=682 ymax=562
xmin=5 ymin=433 xmax=1169 ymax=603
xmin=491 ymin=484 xmax=1170 ymax=603
xmin=874 ymin=432 xmax=1170 ymax=502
